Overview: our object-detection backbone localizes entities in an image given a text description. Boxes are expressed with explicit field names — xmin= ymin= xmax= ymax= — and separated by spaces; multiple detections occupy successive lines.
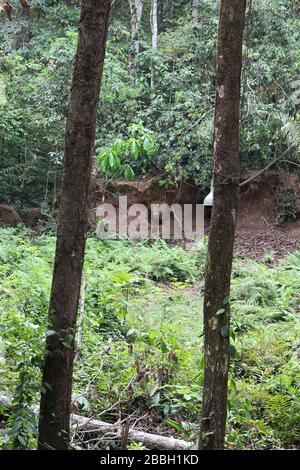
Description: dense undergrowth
xmin=0 ymin=226 xmax=299 ymax=449
xmin=0 ymin=1 xmax=299 ymax=206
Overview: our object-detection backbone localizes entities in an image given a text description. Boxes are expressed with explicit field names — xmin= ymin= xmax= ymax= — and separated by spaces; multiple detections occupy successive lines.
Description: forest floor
xmin=234 ymin=170 xmax=300 ymax=260
xmin=235 ymin=227 xmax=300 ymax=261
xmin=0 ymin=227 xmax=299 ymax=450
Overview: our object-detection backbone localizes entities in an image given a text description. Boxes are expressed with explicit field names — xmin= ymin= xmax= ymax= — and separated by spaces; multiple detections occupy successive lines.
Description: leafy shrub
xmin=276 ymin=186 xmax=297 ymax=225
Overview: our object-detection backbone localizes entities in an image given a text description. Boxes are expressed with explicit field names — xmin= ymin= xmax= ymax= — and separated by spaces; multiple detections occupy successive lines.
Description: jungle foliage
xmin=0 ymin=0 xmax=299 ymax=206
xmin=0 ymin=228 xmax=299 ymax=449
xmin=0 ymin=0 xmax=300 ymax=452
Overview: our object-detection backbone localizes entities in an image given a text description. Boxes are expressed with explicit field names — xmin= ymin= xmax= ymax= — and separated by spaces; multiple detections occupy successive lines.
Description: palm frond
xmin=282 ymin=116 xmax=300 ymax=156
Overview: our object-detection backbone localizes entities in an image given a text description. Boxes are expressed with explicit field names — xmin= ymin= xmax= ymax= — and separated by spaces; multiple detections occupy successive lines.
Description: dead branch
xmin=75 ymin=274 xmax=86 ymax=362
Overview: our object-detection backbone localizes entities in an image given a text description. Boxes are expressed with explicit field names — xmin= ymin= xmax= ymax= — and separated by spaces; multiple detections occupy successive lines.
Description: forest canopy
xmin=0 ymin=0 xmax=299 ymax=207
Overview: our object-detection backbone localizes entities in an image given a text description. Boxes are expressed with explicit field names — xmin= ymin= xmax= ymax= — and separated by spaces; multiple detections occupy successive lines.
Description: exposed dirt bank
xmin=1 ymin=170 xmax=299 ymax=260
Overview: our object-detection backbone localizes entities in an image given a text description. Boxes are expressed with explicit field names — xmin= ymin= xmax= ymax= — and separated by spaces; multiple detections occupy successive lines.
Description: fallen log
xmin=72 ymin=414 xmax=192 ymax=450
xmin=0 ymin=393 xmax=192 ymax=450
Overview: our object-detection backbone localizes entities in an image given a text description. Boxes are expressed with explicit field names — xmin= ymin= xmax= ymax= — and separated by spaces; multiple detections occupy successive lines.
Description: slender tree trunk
xmin=163 ymin=0 xmax=173 ymax=19
xmin=150 ymin=0 xmax=158 ymax=90
xmin=192 ymin=0 xmax=201 ymax=24
xmin=150 ymin=0 xmax=158 ymax=49
xmin=38 ymin=0 xmax=111 ymax=451
xmin=199 ymin=0 xmax=246 ymax=451
xmin=128 ymin=0 xmax=143 ymax=57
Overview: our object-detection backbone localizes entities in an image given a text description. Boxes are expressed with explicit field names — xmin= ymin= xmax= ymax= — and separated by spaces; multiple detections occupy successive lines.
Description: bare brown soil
xmin=235 ymin=171 xmax=300 ymax=260
xmin=1 ymin=171 xmax=299 ymax=260
xmin=235 ymin=229 xmax=299 ymax=261
xmin=104 ymin=171 xmax=300 ymax=261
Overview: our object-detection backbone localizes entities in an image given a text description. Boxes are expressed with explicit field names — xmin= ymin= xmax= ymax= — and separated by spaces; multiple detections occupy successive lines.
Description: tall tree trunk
xmin=150 ymin=0 xmax=158 ymax=90
xmin=150 ymin=0 xmax=158 ymax=49
xmin=128 ymin=0 xmax=143 ymax=57
xmin=38 ymin=0 xmax=111 ymax=451
xmin=159 ymin=0 xmax=173 ymax=31
xmin=199 ymin=0 xmax=246 ymax=451
xmin=192 ymin=0 xmax=201 ymax=24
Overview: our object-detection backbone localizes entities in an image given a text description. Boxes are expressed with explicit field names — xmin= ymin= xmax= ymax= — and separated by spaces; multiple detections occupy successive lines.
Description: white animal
xmin=204 ymin=180 xmax=213 ymax=208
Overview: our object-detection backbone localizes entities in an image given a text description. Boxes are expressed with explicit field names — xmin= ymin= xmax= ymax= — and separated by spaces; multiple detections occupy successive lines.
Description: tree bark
xmin=150 ymin=0 xmax=158 ymax=50
xmin=199 ymin=0 xmax=246 ymax=450
xmin=150 ymin=0 xmax=158 ymax=90
xmin=128 ymin=0 xmax=143 ymax=56
xmin=38 ymin=0 xmax=111 ymax=451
